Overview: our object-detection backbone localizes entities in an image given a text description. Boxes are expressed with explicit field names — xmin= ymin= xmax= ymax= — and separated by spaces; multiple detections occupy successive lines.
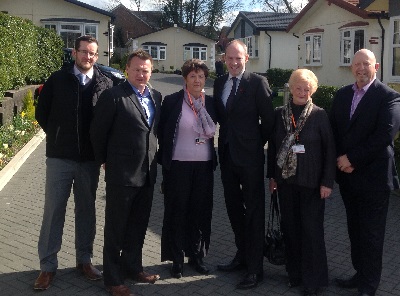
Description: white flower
xmin=21 ymin=131 xmax=25 ymax=136
xmin=0 ymin=153 xmax=3 ymax=158
xmin=3 ymin=144 xmax=8 ymax=149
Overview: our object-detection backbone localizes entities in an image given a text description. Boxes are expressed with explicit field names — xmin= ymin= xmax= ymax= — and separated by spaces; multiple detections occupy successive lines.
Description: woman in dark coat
xmin=267 ymin=69 xmax=336 ymax=296
xmin=157 ymin=59 xmax=217 ymax=278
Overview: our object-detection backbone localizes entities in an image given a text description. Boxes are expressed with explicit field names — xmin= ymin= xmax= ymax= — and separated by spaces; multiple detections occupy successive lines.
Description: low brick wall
xmin=0 ymin=85 xmax=40 ymax=126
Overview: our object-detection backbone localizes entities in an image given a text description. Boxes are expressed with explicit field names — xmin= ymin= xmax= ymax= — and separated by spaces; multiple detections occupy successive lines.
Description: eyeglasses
xmin=76 ymin=49 xmax=98 ymax=58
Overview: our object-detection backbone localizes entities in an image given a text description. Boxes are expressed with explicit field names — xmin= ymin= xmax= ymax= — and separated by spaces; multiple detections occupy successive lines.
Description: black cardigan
xmin=267 ymin=103 xmax=336 ymax=189
xmin=157 ymin=89 xmax=218 ymax=170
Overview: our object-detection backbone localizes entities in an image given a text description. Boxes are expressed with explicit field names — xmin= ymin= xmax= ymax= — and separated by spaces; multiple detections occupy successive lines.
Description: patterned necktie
xmin=77 ymin=73 xmax=85 ymax=85
xmin=226 ymin=77 xmax=237 ymax=111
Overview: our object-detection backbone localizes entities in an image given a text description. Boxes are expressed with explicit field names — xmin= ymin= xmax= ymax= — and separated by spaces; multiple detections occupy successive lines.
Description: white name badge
xmin=292 ymin=144 xmax=305 ymax=154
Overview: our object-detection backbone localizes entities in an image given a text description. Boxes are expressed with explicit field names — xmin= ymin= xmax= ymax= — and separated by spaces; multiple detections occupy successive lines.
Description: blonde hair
xmin=288 ymin=69 xmax=318 ymax=95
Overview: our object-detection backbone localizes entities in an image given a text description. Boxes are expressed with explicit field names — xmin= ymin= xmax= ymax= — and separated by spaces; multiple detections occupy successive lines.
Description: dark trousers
xmin=339 ymin=182 xmax=389 ymax=295
xmin=220 ymin=148 xmax=265 ymax=274
xmin=161 ymin=160 xmax=213 ymax=263
xmin=278 ymin=183 xmax=328 ymax=289
xmin=103 ymin=182 xmax=154 ymax=286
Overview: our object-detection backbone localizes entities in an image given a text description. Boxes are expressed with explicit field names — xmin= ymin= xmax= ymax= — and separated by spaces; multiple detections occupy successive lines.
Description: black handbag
xmin=264 ymin=190 xmax=286 ymax=265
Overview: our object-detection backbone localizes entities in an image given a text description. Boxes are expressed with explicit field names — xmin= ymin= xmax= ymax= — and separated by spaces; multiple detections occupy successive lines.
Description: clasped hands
xmin=337 ymin=155 xmax=354 ymax=173
xmin=268 ymin=178 xmax=331 ymax=199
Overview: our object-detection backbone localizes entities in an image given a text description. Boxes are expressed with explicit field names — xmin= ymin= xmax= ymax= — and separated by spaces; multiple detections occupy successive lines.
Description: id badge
xmin=292 ymin=144 xmax=305 ymax=153
xmin=195 ymin=138 xmax=206 ymax=145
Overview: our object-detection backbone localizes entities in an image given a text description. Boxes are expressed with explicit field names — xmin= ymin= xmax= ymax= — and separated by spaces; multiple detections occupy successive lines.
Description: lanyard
xmin=291 ymin=114 xmax=300 ymax=143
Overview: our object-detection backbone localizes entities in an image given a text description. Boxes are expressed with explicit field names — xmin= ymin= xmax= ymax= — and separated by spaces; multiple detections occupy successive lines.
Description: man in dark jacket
xmin=34 ymin=35 xmax=113 ymax=291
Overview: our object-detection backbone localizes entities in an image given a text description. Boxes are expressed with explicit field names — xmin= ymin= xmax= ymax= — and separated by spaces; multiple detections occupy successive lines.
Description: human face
xmin=126 ymin=56 xmax=152 ymax=93
xmin=351 ymin=49 xmax=379 ymax=88
xmin=72 ymin=41 xmax=98 ymax=74
xmin=224 ymin=42 xmax=248 ymax=77
xmin=184 ymin=69 xmax=206 ymax=98
xmin=290 ymin=81 xmax=312 ymax=105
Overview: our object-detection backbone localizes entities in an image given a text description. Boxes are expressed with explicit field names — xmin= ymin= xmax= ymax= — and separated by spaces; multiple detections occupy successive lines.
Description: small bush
xmin=265 ymin=68 xmax=294 ymax=88
xmin=312 ymin=85 xmax=339 ymax=112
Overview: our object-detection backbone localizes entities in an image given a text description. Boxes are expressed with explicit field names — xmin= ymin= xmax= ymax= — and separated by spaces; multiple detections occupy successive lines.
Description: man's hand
xmin=337 ymin=155 xmax=353 ymax=173
xmin=320 ymin=186 xmax=332 ymax=199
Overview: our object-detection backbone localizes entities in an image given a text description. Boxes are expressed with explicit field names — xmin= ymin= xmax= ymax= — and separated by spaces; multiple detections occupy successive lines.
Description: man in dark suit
xmin=213 ymin=39 xmax=274 ymax=289
xmin=330 ymin=49 xmax=400 ymax=296
xmin=90 ymin=49 xmax=161 ymax=296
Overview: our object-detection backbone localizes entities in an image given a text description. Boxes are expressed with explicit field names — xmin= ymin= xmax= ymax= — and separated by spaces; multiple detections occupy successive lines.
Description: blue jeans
xmin=38 ymin=157 xmax=100 ymax=272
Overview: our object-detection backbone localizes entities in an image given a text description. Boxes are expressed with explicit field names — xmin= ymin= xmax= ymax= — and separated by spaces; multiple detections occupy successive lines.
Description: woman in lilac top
xmin=157 ymin=59 xmax=217 ymax=278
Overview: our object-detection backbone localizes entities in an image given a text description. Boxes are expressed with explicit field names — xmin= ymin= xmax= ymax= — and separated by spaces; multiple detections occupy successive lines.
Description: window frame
xmin=183 ymin=46 xmax=207 ymax=61
xmin=304 ymin=33 xmax=322 ymax=66
xmin=389 ymin=17 xmax=400 ymax=82
xmin=339 ymin=27 xmax=365 ymax=66
xmin=239 ymin=36 xmax=258 ymax=58
xmin=142 ymin=45 xmax=166 ymax=61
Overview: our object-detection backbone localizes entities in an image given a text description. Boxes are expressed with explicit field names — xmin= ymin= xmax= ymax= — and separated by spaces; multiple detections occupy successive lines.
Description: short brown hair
xmin=74 ymin=35 xmax=98 ymax=50
xmin=181 ymin=59 xmax=209 ymax=78
xmin=225 ymin=39 xmax=248 ymax=54
xmin=127 ymin=49 xmax=153 ymax=67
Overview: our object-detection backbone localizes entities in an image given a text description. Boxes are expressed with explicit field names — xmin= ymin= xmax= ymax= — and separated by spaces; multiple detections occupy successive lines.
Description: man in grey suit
xmin=330 ymin=49 xmax=400 ymax=296
xmin=90 ymin=49 xmax=161 ymax=296
xmin=213 ymin=39 xmax=274 ymax=289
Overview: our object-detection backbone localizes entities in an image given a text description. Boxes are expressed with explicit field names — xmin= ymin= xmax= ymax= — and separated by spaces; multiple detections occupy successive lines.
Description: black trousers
xmin=339 ymin=182 xmax=389 ymax=295
xmin=161 ymin=160 xmax=214 ymax=263
xmin=220 ymin=148 xmax=265 ymax=274
xmin=278 ymin=183 xmax=328 ymax=289
xmin=103 ymin=182 xmax=154 ymax=286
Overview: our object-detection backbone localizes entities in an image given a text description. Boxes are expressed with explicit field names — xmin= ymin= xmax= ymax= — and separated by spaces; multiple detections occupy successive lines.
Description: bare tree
xmin=262 ymin=0 xmax=307 ymax=13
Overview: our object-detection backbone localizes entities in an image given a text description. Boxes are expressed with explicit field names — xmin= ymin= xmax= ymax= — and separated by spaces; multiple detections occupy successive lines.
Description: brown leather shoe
xmin=132 ymin=271 xmax=160 ymax=283
xmin=33 ymin=271 xmax=55 ymax=290
xmin=77 ymin=263 xmax=102 ymax=280
xmin=106 ymin=285 xmax=137 ymax=296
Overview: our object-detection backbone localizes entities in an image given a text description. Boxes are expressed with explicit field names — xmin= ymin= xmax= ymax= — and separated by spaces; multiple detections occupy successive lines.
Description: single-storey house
xmin=0 ymin=0 xmax=114 ymax=65
xmin=126 ymin=26 xmax=216 ymax=72
xmin=226 ymin=11 xmax=299 ymax=73
xmin=287 ymin=0 xmax=400 ymax=87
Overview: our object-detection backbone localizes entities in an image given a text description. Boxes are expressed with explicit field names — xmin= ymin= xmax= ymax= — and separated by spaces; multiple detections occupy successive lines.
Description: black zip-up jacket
xmin=35 ymin=64 xmax=113 ymax=161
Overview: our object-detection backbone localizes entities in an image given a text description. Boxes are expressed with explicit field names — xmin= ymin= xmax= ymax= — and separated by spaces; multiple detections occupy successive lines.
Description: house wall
xmin=292 ymin=1 xmax=385 ymax=87
xmin=0 ymin=0 xmax=111 ymax=65
xmin=132 ymin=27 xmax=216 ymax=72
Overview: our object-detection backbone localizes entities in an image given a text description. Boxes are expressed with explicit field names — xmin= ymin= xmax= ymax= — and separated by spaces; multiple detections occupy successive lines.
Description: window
xmin=304 ymin=34 xmax=322 ymax=66
xmin=340 ymin=28 xmax=365 ymax=65
xmin=142 ymin=45 xmax=166 ymax=60
xmin=41 ymin=21 xmax=99 ymax=49
xmin=391 ymin=19 xmax=400 ymax=77
xmin=239 ymin=36 xmax=258 ymax=58
xmin=183 ymin=46 xmax=207 ymax=61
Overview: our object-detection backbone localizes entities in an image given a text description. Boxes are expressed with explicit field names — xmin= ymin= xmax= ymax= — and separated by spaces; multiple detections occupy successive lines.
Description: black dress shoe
xmin=170 ymin=262 xmax=183 ymax=279
xmin=303 ymin=288 xmax=318 ymax=296
xmin=217 ymin=256 xmax=246 ymax=272
xmin=188 ymin=257 xmax=210 ymax=274
xmin=288 ymin=278 xmax=302 ymax=288
xmin=335 ymin=274 xmax=358 ymax=289
xmin=236 ymin=273 xmax=263 ymax=289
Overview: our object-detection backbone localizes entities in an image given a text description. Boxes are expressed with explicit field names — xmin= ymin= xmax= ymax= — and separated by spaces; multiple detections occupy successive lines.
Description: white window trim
xmin=304 ymin=34 xmax=322 ymax=66
xmin=142 ymin=45 xmax=166 ymax=61
xmin=183 ymin=46 xmax=207 ymax=61
xmin=388 ymin=17 xmax=400 ymax=82
xmin=339 ymin=27 xmax=366 ymax=66
xmin=239 ymin=36 xmax=258 ymax=58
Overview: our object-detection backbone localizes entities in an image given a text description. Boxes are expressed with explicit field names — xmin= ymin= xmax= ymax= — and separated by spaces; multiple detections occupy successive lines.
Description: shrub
xmin=312 ymin=85 xmax=339 ymax=112
xmin=265 ymin=68 xmax=294 ymax=88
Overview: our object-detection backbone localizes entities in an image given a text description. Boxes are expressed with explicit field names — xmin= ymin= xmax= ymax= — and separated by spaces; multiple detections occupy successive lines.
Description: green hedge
xmin=312 ymin=85 xmax=339 ymax=112
xmin=0 ymin=13 xmax=63 ymax=99
xmin=265 ymin=68 xmax=294 ymax=88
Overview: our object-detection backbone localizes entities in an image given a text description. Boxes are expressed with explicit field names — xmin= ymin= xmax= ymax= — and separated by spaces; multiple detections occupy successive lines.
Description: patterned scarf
xmin=183 ymin=85 xmax=216 ymax=138
xmin=276 ymin=99 xmax=313 ymax=179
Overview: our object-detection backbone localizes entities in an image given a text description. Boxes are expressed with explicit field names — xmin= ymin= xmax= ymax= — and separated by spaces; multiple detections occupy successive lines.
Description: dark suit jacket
xmin=90 ymin=80 xmax=162 ymax=187
xmin=330 ymin=79 xmax=400 ymax=191
xmin=157 ymin=89 xmax=218 ymax=170
xmin=213 ymin=71 xmax=274 ymax=167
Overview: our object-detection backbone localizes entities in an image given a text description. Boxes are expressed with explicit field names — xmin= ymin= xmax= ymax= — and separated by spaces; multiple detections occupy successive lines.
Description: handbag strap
xmin=271 ymin=190 xmax=282 ymax=232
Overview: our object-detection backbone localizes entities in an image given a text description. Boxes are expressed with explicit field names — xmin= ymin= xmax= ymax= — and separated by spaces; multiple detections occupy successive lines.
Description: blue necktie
xmin=77 ymin=73 xmax=85 ymax=85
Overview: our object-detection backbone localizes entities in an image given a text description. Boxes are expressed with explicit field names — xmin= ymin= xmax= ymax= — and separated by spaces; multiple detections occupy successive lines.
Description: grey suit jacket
xmin=90 ymin=80 xmax=162 ymax=187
